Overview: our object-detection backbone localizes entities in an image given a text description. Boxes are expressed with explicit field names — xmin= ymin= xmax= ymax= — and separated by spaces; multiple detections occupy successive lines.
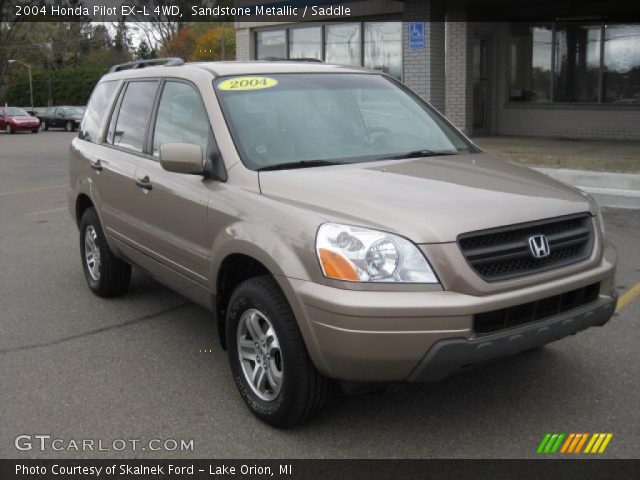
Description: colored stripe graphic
xmin=585 ymin=433 xmax=614 ymax=454
xmin=574 ymin=433 xmax=589 ymax=453
xmin=537 ymin=433 xmax=565 ymax=454
xmin=560 ymin=433 xmax=575 ymax=453
xmin=540 ymin=433 xmax=614 ymax=454
xmin=537 ymin=434 xmax=552 ymax=454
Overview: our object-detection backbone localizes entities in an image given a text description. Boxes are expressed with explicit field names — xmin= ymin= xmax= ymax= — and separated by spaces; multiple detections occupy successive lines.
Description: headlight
xmin=315 ymin=223 xmax=438 ymax=283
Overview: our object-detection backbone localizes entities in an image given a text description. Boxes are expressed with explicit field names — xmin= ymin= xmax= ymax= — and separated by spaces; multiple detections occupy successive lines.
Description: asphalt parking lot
xmin=1 ymin=131 xmax=639 ymax=459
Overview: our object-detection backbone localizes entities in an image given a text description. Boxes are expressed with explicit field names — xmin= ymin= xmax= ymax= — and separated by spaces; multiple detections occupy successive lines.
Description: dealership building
xmin=235 ymin=0 xmax=640 ymax=140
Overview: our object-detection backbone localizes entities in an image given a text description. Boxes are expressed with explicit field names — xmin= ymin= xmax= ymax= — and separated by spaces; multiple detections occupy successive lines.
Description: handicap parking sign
xmin=409 ymin=22 xmax=425 ymax=49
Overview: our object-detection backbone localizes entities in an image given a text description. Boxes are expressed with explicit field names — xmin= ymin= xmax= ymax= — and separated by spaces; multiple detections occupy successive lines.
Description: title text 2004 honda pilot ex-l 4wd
xmin=69 ymin=58 xmax=618 ymax=428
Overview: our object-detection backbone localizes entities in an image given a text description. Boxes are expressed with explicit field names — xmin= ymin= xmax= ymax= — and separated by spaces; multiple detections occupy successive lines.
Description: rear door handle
xmin=89 ymin=160 xmax=103 ymax=171
xmin=135 ymin=176 xmax=153 ymax=190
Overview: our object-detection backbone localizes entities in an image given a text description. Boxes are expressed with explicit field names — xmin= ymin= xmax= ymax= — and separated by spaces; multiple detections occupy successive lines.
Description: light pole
xmin=8 ymin=59 xmax=34 ymax=110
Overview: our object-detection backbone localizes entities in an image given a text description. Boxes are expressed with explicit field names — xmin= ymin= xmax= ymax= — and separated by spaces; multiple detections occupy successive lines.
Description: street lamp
xmin=8 ymin=59 xmax=34 ymax=111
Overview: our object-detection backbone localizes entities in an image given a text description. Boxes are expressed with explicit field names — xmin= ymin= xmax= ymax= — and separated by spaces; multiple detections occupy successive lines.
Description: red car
xmin=0 ymin=107 xmax=40 ymax=134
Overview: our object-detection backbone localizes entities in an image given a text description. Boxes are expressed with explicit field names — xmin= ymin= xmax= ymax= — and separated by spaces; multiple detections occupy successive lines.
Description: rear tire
xmin=226 ymin=276 xmax=327 ymax=428
xmin=79 ymin=207 xmax=131 ymax=297
xmin=65 ymin=121 xmax=73 ymax=132
xmin=41 ymin=121 xmax=48 ymax=131
xmin=31 ymin=129 xmax=39 ymax=134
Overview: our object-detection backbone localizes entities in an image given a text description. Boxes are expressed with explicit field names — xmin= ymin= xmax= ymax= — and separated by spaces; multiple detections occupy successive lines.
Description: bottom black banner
xmin=1 ymin=459 xmax=638 ymax=480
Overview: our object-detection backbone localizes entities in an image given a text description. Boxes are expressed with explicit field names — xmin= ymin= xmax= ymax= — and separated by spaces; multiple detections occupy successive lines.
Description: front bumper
xmin=407 ymin=295 xmax=616 ymax=383
xmin=284 ymin=244 xmax=617 ymax=382
xmin=12 ymin=123 xmax=39 ymax=130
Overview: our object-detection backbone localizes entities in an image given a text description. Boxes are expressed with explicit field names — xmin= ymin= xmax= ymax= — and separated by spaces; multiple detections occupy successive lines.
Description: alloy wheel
xmin=237 ymin=308 xmax=283 ymax=401
xmin=84 ymin=225 xmax=101 ymax=281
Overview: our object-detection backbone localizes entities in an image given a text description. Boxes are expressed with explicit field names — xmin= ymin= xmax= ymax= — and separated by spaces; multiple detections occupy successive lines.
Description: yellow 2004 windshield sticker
xmin=217 ymin=76 xmax=278 ymax=91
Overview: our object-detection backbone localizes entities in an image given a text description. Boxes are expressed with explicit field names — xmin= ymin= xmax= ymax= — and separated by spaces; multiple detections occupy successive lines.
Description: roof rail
xmin=109 ymin=57 xmax=185 ymax=73
xmin=262 ymin=57 xmax=323 ymax=63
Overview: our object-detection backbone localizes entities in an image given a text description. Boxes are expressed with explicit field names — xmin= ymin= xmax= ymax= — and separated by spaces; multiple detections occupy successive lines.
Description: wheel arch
xmin=214 ymin=253 xmax=273 ymax=349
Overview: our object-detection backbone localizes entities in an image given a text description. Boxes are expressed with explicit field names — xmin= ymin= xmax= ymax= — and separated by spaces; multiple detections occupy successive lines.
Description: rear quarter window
xmin=79 ymin=81 xmax=119 ymax=143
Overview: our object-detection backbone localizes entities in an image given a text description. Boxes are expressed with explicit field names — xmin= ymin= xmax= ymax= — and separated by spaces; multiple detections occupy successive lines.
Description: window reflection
xmin=325 ymin=23 xmax=361 ymax=66
xmin=364 ymin=22 xmax=402 ymax=80
xmin=510 ymin=22 xmax=640 ymax=104
xmin=289 ymin=27 xmax=322 ymax=60
xmin=604 ymin=24 xmax=640 ymax=104
xmin=111 ymin=81 xmax=157 ymax=152
xmin=555 ymin=24 xmax=601 ymax=102
xmin=509 ymin=24 xmax=553 ymax=102
xmin=256 ymin=30 xmax=286 ymax=60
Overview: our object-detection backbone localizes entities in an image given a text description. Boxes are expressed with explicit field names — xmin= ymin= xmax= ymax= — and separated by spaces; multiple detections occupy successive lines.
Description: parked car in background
xmin=0 ymin=107 xmax=40 ymax=134
xmin=38 ymin=106 xmax=85 ymax=132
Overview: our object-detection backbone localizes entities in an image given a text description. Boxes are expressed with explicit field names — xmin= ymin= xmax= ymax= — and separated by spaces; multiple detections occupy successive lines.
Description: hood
xmin=258 ymin=153 xmax=594 ymax=243
xmin=10 ymin=115 xmax=37 ymax=121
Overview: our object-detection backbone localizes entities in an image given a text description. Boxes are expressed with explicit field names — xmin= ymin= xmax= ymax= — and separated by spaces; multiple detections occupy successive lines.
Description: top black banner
xmin=1 ymin=0 xmax=639 ymax=23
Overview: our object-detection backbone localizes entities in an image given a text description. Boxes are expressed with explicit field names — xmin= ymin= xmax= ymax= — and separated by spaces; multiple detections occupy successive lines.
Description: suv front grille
xmin=474 ymin=283 xmax=601 ymax=335
xmin=458 ymin=213 xmax=594 ymax=282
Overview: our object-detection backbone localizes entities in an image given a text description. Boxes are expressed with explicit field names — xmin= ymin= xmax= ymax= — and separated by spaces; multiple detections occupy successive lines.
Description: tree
xmin=136 ymin=40 xmax=157 ymax=60
xmin=193 ymin=24 xmax=236 ymax=61
xmin=164 ymin=26 xmax=197 ymax=60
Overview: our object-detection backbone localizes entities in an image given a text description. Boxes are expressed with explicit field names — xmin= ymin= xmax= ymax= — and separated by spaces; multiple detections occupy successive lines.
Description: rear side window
xmin=108 ymin=81 xmax=158 ymax=153
xmin=79 ymin=81 xmax=118 ymax=143
xmin=152 ymin=81 xmax=211 ymax=157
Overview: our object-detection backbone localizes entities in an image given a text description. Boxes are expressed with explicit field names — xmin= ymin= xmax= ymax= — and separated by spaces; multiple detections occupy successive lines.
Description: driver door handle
xmin=135 ymin=175 xmax=153 ymax=190
xmin=89 ymin=160 xmax=103 ymax=171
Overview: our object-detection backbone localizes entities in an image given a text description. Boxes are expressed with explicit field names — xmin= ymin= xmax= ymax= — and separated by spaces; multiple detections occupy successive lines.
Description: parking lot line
xmin=0 ymin=184 xmax=66 ymax=197
xmin=25 ymin=207 xmax=67 ymax=216
xmin=616 ymin=281 xmax=640 ymax=312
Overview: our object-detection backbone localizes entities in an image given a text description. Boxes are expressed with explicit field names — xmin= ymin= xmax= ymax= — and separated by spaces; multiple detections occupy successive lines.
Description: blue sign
xmin=409 ymin=22 xmax=425 ymax=49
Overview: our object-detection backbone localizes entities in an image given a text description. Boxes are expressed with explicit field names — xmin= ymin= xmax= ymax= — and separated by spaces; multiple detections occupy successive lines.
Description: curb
xmin=533 ymin=168 xmax=640 ymax=210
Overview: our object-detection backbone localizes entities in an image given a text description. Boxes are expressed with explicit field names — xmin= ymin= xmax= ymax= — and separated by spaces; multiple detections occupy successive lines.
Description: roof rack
xmin=109 ymin=57 xmax=185 ymax=73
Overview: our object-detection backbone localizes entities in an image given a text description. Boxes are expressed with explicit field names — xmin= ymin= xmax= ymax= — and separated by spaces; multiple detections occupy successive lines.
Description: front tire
xmin=65 ymin=121 xmax=73 ymax=132
xmin=31 ymin=129 xmax=39 ymax=134
xmin=226 ymin=276 xmax=327 ymax=428
xmin=6 ymin=124 xmax=13 ymax=134
xmin=79 ymin=207 xmax=131 ymax=297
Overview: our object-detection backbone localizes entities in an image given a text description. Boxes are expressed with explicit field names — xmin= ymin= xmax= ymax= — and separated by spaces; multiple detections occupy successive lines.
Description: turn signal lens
xmin=318 ymin=248 xmax=359 ymax=281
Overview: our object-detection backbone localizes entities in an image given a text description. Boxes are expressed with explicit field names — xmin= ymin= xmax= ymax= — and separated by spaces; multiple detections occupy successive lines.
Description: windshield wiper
xmin=256 ymin=160 xmax=338 ymax=171
xmin=381 ymin=149 xmax=461 ymax=160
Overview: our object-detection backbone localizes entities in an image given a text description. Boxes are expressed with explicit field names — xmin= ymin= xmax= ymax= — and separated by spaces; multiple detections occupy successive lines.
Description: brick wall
xmin=496 ymin=107 xmax=640 ymax=140
xmin=445 ymin=13 xmax=473 ymax=135
xmin=235 ymin=27 xmax=251 ymax=61
xmin=402 ymin=0 xmax=445 ymax=112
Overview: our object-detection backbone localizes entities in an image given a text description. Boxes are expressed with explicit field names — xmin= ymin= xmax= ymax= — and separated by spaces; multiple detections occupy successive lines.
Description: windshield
xmin=214 ymin=73 xmax=475 ymax=170
xmin=5 ymin=107 xmax=29 ymax=116
xmin=63 ymin=107 xmax=84 ymax=115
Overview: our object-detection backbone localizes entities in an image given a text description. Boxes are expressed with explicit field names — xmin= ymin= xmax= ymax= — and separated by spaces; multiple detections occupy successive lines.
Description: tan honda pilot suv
xmin=68 ymin=58 xmax=618 ymax=428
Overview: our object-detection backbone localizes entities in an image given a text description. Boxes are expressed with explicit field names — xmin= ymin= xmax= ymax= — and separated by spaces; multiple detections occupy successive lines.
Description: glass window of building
xmin=325 ymin=23 xmax=361 ymax=66
xmin=289 ymin=27 xmax=322 ymax=60
xmin=509 ymin=24 xmax=553 ymax=102
xmin=509 ymin=22 xmax=640 ymax=104
xmin=256 ymin=30 xmax=286 ymax=60
xmin=554 ymin=24 xmax=601 ymax=102
xmin=603 ymin=24 xmax=640 ymax=104
xmin=364 ymin=22 xmax=403 ymax=80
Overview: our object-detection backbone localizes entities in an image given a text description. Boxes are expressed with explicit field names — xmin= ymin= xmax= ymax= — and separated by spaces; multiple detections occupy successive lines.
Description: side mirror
xmin=160 ymin=143 xmax=205 ymax=175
